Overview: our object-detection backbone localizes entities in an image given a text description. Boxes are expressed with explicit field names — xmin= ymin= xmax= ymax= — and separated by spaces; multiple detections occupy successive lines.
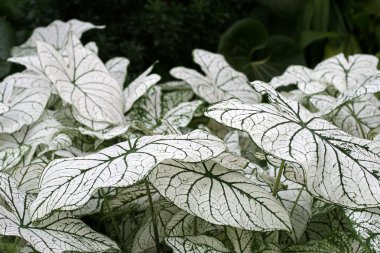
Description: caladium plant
xmin=1 ymin=19 xmax=380 ymax=253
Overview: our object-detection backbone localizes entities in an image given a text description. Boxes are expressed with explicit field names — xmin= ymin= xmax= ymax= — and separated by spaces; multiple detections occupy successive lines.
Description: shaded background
xmin=1 ymin=0 xmax=380 ymax=83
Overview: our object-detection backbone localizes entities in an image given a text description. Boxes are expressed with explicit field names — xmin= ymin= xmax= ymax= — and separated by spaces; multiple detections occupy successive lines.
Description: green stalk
xmin=100 ymin=189 xmax=123 ymax=248
xmin=145 ymin=180 xmax=161 ymax=253
xmin=272 ymin=161 xmax=285 ymax=197
xmin=193 ymin=217 xmax=198 ymax=235
xmin=289 ymin=186 xmax=304 ymax=218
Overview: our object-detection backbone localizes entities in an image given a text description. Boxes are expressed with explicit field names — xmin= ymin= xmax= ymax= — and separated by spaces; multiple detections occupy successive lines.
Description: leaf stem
xmin=272 ymin=161 xmax=285 ymax=197
xmin=145 ymin=180 xmax=161 ymax=253
xmin=193 ymin=216 xmax=198 ymax=235
xmin=289 ymin=186 xmax=304 ymax=217
xmin=100 ymin=189 xmax=123 ymax=248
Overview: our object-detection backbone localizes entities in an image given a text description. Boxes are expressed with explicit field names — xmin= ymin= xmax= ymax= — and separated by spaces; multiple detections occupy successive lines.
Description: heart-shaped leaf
xmin=29 ymin=130 xmax=225 ymax=221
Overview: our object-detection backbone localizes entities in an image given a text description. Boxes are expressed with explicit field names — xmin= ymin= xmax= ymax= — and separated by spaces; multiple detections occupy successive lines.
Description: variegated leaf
xmin=29 ymin=130 xmax=225 ymax=220
xmin=148 ymin=159 xmax=291 ymax=231
xmin=0 ymin=173 xmax=118 ymax=253
xmin=0 ymin=79 xmax=50 ymax=134
xmin=132 ymin=200 xmax=179 ymax=253
xmin=311 ymin=53 xmax=378 ymax=92
xmin=346 ymin=208 xmax=380 ymax=252
xmin=205 ymin=81 xmax=380 ymax=208
xmin=270 ymin=65 xmax=326 ymax=94
xmin=165 ymin=210 xmax=219 ymax=236
xmin=162 ymin=89 xmax=194 ymax=115
xmin=37 ymin=32 xmax=124 ymax=124
xmin=77 ymin=124 xmax=130 ymax=140
xmin=0 ymin=145 xmax=30 ymax=172
xmin=170 ymin=49 xmax=260 ymax=104
xmin=165 ymin=235 xmax=229 ymax=253
xmin=12 ymin=19 xmax=104 ymax=56
xmin=123 ymin=64 xmax=160 ymax=113
xmin=226 ymin=227 xmax=255 ymax=253
xmin=105 ymin=57 xmax=130 ymax=88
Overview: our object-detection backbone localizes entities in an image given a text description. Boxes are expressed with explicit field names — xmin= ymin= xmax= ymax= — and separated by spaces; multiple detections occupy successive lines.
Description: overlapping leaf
xmin=0 ymin=173 xmax=118 ymax=253
xmin=165 ymin=235 xmax=229 ymax=253
xmin=105 ymin=57 xmax=130 ymax=87
xmin=37 ymin=32 xmax=124 ymax=125
xmin=170 ymin=49 xmax=260 ymax=104
xmin=205 ymin=81 xmax=380 ymax=208
xmin=11 ymin=19 xmax=104 ymax=57
xmin=148 ymin=159 xmax=291 ymax=231
xmin=29 ymin=130 xmax=225 ymax=220
xmin=0 ymin=77 xmax=50 ymax=134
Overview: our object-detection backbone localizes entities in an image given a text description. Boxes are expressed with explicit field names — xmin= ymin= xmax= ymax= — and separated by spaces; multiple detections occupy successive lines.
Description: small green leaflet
xmin=148 ymin=159 xmax=291 ymax=231
xmin=311 ymin=53 xmax=378 ymax=93
xmin=11 ymin=19 xmax=104 ymax=57
xmin=205 ymin=81 xmax=380 ymax=208
xmin=37 ymin=32 xmax=124 ymax=125
xmin=123 ymin=64 xmax=161 ymax=113
xmin=29 ymin=130 xmax=226 ymax=221
xmin=170 ymin=49 xmax=261 ymax=104
xmin=226 ymin=227 xmax=255 ymax=253
xmin=0 ymin=173 xmax=118 ymax=253
xmin=165 ymin=235 xmax=230 ymax=253
xmin=0 ymin=77 xmax=50 ymax=134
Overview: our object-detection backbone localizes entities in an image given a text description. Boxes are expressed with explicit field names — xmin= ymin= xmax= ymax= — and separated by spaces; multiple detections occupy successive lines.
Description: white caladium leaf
xmin=0 ymin=173 xmax=119 ymax=253
xmin=278 ymin=181 xmax=312 ymax=242
xmin=132 ymin=200 xmax=179 ymax=253
xmin=270 ymin=65 xmax=326 ymax=94
xmin=71 ymin=107 xmax=112 ymax=131
xmin=226 ymin=227 xmax=255 ymax=253
xmin=311 ymin=53 xmax=378 ymax=93
xmin=77 ymin=124 xmax=130 ymax=140
xmin=0 ymin=79 xmax=50 ymax=134
xmin=12 ymin=157 xmax=48 ymax=193
xmin=0 ymin=145 xmax=30 ymax=171
xmin=105 ymin=57 xmax=130 ymax=87
xmin=205 ymin=81 xmax=380 ymax=208
xmin=29 ymin=130 xmax=225 ymax=220
xmin=161 ymin=80 xmax=191 ymax=91
xmin=155 ymin=100 xmax=203 ymax=134
xmin=12 ymin=19 xmax=104 ymax=56
xmin=123 ymin=64 xmax=161 ymax=113
xmin=165 ymin=210 xmax=220 ymax=236
xmin=165 ymin=235 xmax=229 ymax=253
xmin=346 ymin=208 xmax=380 ymax=252
xmin=85 ymin=41 xmax=98 ymax=54
xmin=312 ymin=95 xmax=380 ymax=138
xmin=312 ymin=73 xmax=380 ymax=116
xmin=162 ymin=89 xmax=194 ymax=115
xmin=37 ymin=32 xmax=124 ymax=124
xmin=170 ymin=49 xmax=261 ymax=104
xmin=149 ymin=159 xmax=291 ymax=231
xmin=1 ymin=72 xmax=52 ymax=91
xmin=8 ymin=55 xmax=45 ymax=76
xmin=224 ymin=130 xmax=241 ymax=155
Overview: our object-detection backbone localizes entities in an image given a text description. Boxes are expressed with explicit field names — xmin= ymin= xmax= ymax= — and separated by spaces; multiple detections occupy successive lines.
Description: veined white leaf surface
xmin=270 ymin=65 xmax=326 ymax=94
xmin=29 ymin=130 xmax=226 ymax=221
xmin=0 ymin=173 xmax=119 ymax=253
xmin=148 ymin=159 xmax=291 ymax=231
xmin=165 ymin=235 xmax=229 ymax=253
xmin=165 ymin=210 xmax=220 ymax=236
xmin=346 ymin=208 xmax=380 ymax=252
xmin=205 ymin=81 xmax=380 ymax=208
xmin=77 ymin=124 xmax=130 ymax=140
xmin=11 ymin=19 xmax=104 ymax=56
xmin=0 ymin=145 xmax=30 ymax=172
xmin=311 ymin=54 xmax=378 ymax=93
xmin=224 ymin=130 xmax=241 ymax=155
xmin=226 ymin=227 xmax=255 ymax=253
xmin=0 ymin=78 xmax=50 ymax=134
xmin=132 ymin=200 xmax=179 ymax=253
xmin=170 ymin=49 xmax=260 ymax=104
xmin=105 ymin=57 xmax=130 ymax=88
xmin=123 ymin=64 xmax=161 ymax=113
xmin=37 ymin=32 xmax=124 ymax=124
xmin=162 ymin=89 xmax=194 ymax=115
xmin=1 ymin=72 xmax=52 ymax=92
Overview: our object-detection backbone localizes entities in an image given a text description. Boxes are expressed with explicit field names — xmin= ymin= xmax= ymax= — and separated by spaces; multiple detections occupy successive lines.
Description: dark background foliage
xmin=1 ymin=0 xmax=380 ymax=83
